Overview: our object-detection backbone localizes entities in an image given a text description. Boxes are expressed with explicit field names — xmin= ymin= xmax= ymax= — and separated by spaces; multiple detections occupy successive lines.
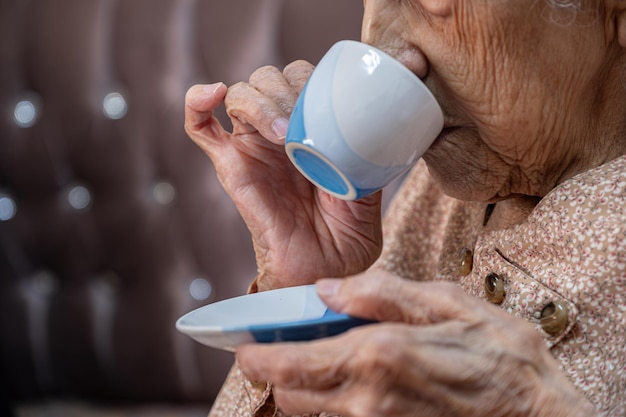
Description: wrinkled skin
xmin=363 ymin=0 xmax=626 ymax=202
xmin=185 ymin=64 xmax=383 ymax=292
xmin=238 ymin=273 xmax=598 ymax=417
xmin=185 ymin=0 xmax=626 ymax=415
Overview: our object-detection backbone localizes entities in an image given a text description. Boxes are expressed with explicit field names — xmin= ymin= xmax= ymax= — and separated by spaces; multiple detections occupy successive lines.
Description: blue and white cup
xmin=285 ymin=40 xmax=444 ymax=200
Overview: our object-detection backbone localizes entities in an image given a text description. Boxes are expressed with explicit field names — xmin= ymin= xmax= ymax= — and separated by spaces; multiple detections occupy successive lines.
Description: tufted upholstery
xmin=0 ymin=0 xmax=362 ymax=410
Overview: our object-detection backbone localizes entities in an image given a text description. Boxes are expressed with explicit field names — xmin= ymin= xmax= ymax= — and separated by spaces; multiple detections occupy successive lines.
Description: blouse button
xmin=484 ymin=272 xmax=505 ymax=304
xmin=457 ymin=247 xmax=473 ymax=276
xmin=540 ymin=301 xmax=569 ymax=336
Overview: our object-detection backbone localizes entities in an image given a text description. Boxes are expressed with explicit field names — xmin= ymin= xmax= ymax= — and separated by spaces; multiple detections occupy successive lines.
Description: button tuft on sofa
xmin=0 ymin=192 xmax=17 ymax=221
xmin=102 ymin=92 xmax=128 ymax=120
xmin=12 ymin=93 xmax=43 ymax=128
xmin=65 ymin=184 xmax=92 ymax=211
xmin=189 ymin=278 xmax=213 ymax=302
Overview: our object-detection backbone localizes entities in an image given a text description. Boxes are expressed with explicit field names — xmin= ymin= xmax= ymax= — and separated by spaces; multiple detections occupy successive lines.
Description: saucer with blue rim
xmin=175 ymin=284 xmax=373 ymax=352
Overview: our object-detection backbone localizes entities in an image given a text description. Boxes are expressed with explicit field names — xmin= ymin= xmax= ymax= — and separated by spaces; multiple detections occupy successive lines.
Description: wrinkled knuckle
xmin=283 ymin=60 xmax=314 ymax=89
xmin=345 ymin=389 xmax=385 ymax=417
xmin=228 ymin=80 xmax=247 ymax=90
xmin=284 ymin=59 xmax=313 ymax=75
xmin=342 ymin=276 xmax=398 ymax=320
xmin=430 ymin=280 xmax=461 ymax=294
xmin=249 ymin=65 xmax=281 ymax=85
xmin=271 ymin=388 xmax=298 ymax=414
xmin=428 ymin=280 xmax=468 ymax=305
xmin=183 ymin=120 xmax=205 ymax=140
xmin=355 ymin=328 xmax=407 ymax=384
xmin=354 ymin=270 xmax=393 ymax=294
xmin=272 ymin=356 xmax=300 ymax=387
xmin=343 ymin=274 xmax=378 ymax=300
xmin=223 ymin=81 xmax=246 ymax=105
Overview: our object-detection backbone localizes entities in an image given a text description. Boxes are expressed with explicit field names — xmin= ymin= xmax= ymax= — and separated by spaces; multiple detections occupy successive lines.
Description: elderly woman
xmin=184 ymin=0 xmax=626 ymax=416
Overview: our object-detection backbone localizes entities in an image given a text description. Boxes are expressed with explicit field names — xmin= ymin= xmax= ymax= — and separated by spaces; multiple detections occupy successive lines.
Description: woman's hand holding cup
xmin=184 ymin=60 xmax=384 ymax=292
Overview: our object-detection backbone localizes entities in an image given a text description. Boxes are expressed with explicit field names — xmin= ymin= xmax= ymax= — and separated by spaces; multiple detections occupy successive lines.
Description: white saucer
xmin=176 ymin=284 xmax=372 ymax=351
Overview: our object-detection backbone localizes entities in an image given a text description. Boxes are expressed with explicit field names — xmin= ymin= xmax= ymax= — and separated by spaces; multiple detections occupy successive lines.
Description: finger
xmin=283 ymin=60 xmax=315 ymax=93
xmin=249 ymin=65 xmax=299 ymax=116
xmin=237 ymin=329 xmax=412 ymax=417
xmin=272 ymin=384 xmax=384 ymax=417
xmin=273 ymin=385 xmax=433 ymax=417
xmin=271 ymin=386 xmax=333 ymax=416
xmin=184 ymin=82 xmax=227 ymax=132
xmin=317 ymin=271 xmax=481 ymax=324
xmin=236 ymin=339 xmax=348 ymax=390
xmin=260 ymin=323 xmax=496 ymax=417
xmin=237 ymin=324 xmax=475 ymax=416
xmin=184 ymin=83 xmax=235 ymax=159
xmin=237 ymin=324 xmax=419 ymax=390
xmin=225 ymin=81 xmax=290 ymax=144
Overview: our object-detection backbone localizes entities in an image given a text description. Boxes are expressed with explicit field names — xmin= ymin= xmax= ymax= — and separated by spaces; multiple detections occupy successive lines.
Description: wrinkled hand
xmin=237 ymin=271 xmax=597 ymax=417
xmin=184 ymin=62 xmax=383 ymax=291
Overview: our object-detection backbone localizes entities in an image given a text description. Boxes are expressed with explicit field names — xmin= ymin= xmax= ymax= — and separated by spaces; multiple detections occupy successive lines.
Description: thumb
xmin=316 ymin=271 xmax=472 ymax=325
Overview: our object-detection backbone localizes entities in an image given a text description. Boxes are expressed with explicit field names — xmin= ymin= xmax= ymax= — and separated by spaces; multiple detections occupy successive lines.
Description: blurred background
xmin=0 ymin=0 xmax=362 ymax=415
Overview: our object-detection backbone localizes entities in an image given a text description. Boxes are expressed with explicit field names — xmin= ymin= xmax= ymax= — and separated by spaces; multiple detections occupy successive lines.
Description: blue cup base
xmin=285 ymin=142 xmax=358 ymax=200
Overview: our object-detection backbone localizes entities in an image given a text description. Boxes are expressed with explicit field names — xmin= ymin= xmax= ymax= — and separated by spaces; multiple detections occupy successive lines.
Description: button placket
xmin=467 ymin=246 xmax=578 ymax=347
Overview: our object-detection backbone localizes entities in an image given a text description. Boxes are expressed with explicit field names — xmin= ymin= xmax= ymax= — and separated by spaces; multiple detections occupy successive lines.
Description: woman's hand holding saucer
xmin=236 ymin=271 xmax=597 ymax=417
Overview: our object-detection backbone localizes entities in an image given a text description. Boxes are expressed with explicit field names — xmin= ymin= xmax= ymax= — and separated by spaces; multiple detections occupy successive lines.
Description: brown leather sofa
xmin=0 ymin=0 xmax=362 ymax=414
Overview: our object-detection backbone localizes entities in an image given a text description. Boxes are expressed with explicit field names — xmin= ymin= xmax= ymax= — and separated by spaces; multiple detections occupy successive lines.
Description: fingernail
xmin=271 ymin=117 xmax=289 ymax=139
xmin=316 ymin=279 xmax=341 ymax=299
xmin=204 ymin=82 xmax=224 ymax=95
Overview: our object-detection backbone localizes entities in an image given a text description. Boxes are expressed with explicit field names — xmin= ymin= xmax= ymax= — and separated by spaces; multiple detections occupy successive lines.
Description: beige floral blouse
xmin=209 ymin=156 xmax=626 ymax=417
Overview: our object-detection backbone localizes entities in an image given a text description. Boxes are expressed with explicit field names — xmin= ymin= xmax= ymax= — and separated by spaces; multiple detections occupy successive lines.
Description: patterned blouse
xmin=208 ymin=155 xmax=626 ymax=417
